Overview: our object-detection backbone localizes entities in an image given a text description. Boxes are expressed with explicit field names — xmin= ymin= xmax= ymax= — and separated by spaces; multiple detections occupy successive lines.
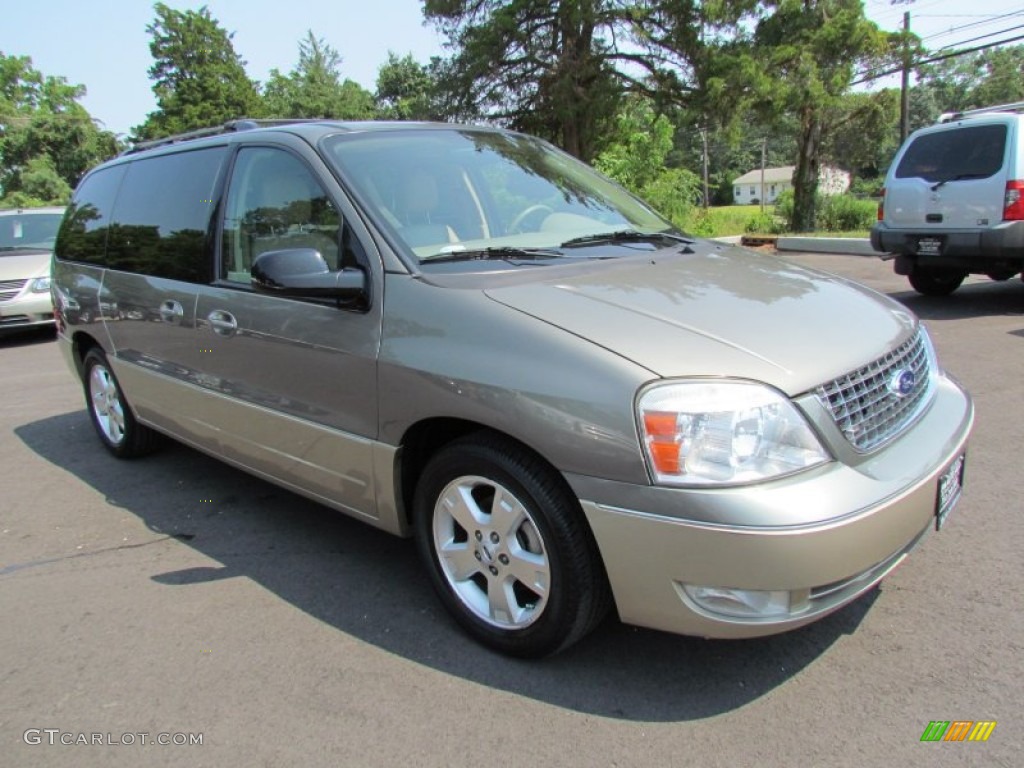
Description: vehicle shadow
xmin=16 ymin=410 xmax=877 ymax=722
xmin=891 ymin=279 xmax=1024 ymax=321
xmin=0 ymin=328 xmax=57 ymax=348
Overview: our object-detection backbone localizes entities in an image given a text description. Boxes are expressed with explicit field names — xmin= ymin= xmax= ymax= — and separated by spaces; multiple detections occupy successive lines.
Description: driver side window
xmin=222 ymin=147 xmax=341 ymax=282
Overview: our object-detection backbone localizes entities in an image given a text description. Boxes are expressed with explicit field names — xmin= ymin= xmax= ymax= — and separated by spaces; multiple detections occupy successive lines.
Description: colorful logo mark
xmin=920 ymin=721 xmax=996 ymax=742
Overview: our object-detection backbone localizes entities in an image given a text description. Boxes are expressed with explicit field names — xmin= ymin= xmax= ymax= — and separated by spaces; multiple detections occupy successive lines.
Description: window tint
xmin=896 ymin=124 xmax=1007 ymax=182
xmin=104 ymin=147 xmax=226 ymax=282
xmin=55 ymin=164 xmax=127 ymax=264
xmin=221 ymin=147 xmax=341 ymax=282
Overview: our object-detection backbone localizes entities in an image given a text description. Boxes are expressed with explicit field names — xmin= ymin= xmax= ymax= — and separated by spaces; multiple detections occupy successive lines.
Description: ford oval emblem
xmin=889 ymin=369 xmax=916 ymax=398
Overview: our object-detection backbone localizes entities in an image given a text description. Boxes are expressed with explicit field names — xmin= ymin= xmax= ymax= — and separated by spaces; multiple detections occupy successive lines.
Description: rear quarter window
xmin=56 ymin=164 xmax=127 ymax=263
xmin=895 ymin=124 xmax=1007 ymax=183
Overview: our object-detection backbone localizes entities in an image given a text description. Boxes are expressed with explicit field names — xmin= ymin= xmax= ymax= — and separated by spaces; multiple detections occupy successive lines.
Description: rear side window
xmin=103 ymin=147 xmax=226 ymax=282
xmin=895 ymin=124 xmax=1007 ymax=183
xmin=56 ymin=164 xmax=127 ymax=263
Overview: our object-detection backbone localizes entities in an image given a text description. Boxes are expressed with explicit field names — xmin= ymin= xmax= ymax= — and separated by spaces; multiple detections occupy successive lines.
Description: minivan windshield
xmin=1 ymin=210 xmax=64 ymax=252
xmin=895 ymin=123 xmax=1007 ymax=184
xmin=324 ymin=129 xmax=679 ymax=265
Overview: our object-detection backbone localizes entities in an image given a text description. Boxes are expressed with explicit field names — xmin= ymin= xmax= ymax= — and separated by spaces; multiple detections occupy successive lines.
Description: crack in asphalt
xmin=0 ymin=534 xmax=188 ymax=577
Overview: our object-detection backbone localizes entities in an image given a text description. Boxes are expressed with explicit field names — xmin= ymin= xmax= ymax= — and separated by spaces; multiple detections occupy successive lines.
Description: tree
xmin=820 ymin=90 xmax=901 ymax=183
xmin=375 ymin=52 xmax=439 ymax=120
xmin=749 ymin=0 xmax=891 ymax=231
xmin=913 ymin=44 xmax=1024 ymax=128
xmin=1 ymin=53 xmax=117 ymax=206
xmin=595 ymin=97 xmax=701 ymax=224
xmin=423 ymin=1 xmax=765 ymax=164
xmin=135 ymin=3 xmax=262 ymax=140
xmin=263 ymin=32 xmax=375 ymax=119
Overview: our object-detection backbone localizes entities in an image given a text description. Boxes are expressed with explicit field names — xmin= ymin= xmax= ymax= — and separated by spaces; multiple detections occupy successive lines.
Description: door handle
xmin=159 ymin=300 xmax=184 ymax=325
xmin=207 ymin=309 xmax=238 ymax=337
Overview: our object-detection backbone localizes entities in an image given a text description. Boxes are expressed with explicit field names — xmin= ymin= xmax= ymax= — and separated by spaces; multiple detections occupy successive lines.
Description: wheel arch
xmin=397 ymin=417 xmax=583 ymax=532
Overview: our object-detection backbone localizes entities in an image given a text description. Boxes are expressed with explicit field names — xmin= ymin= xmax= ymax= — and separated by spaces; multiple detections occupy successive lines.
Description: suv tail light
xmin=877 ymin=188 xmax=885 ymax=221
xmin=1005 ymin=180 xmax=1024 ymax=221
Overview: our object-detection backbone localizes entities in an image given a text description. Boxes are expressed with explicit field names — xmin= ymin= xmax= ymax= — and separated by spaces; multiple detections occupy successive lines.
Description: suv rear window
xmin=895 ymin=124 xmax=1007 ymax=183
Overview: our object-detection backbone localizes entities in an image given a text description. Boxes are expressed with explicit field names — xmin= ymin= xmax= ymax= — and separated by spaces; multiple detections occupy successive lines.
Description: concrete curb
xmin=712 ymin=235 xmax=878 ymax=257
xmin=775 ymin=237 xmax=876 ymax=257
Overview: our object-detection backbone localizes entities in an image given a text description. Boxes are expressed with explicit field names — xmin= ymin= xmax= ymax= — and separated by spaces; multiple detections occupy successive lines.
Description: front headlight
xmin=637 ymin=380 xmax=830 ymax=486
xmin=30 ymin=277 xmax=51 ymax=293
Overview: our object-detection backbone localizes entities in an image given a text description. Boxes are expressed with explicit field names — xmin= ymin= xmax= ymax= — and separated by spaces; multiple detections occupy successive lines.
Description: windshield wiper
xmin=420 ymin=246 xmax=564 ymax=264
xmin=560 ymin=230 xmax=694 ymax=248
xmin=931 ymin=173 xmax=988 ymax=191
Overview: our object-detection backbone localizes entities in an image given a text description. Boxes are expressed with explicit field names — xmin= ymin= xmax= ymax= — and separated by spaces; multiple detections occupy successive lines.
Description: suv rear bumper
xmin=871 ymin=221 xmax=1024 ymax=267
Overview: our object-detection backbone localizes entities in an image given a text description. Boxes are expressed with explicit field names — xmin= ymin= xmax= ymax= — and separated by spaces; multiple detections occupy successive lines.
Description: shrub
xmin=818 ymin=194 xmax=876 ymax=232
xmin=744 ymin=211 xmax=785 ymax=235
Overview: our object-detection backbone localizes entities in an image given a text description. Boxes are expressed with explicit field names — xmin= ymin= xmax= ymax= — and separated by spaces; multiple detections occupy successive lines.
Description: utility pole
xmin=900 ymin=11 xmax=911 ymax=143
xmin=760 ymin=137 xmax=767 ymax=214
xmin=701 ymin=127 xmax=710 ymax=209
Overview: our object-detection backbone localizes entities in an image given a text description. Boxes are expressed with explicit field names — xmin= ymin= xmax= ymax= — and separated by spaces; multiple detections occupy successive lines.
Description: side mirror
xmin=251 ymin=248 xmax=368 ymax=308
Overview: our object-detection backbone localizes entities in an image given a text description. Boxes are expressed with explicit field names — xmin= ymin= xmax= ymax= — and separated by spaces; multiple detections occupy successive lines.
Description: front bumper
xmin=0 ymin=289 xmax=55 ymax=333
xmin=571 ymin=375 xmax=973 ymax=639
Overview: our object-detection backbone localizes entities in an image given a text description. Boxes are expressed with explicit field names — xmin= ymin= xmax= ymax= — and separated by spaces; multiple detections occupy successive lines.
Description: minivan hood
xmin=0 ymin=251 xmax=51 ymax=281
xmin=485 ymin=246 xmax=915 ymax=395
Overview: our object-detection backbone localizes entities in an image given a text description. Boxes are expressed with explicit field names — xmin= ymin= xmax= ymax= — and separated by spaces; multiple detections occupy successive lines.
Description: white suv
xmin=871 ymin=102 xmax=1024 ymax=295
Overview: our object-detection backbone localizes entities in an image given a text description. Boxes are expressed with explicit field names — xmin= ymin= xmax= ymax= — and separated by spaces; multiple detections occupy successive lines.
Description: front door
xmin=191 ymin=139 xmax=384 ymax=522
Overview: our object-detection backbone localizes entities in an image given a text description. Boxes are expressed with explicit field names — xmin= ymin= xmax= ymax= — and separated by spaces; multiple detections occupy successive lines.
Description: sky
xmin=1 ymin=0 xmax=1021 ymax=138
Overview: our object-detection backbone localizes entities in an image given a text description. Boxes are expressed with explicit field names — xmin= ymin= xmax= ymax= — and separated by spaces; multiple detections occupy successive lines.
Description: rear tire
xmin=82 ymin=348 xmax=160 ymax=458
xmin=413 ymin=433 xmax=610 ymax=657
xmin=908 ymin=268 xmax=966 ymax=296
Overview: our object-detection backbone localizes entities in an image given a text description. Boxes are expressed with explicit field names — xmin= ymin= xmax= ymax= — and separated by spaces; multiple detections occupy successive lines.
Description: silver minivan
xmin=53 ymin=120 xmax=973 ymax=656
xmin=872 ymin=102 xmax=1024 ymax=295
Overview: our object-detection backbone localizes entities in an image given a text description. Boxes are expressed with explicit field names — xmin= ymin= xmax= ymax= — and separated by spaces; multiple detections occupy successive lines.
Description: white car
xmin=0 ymin=206 xmax=65 ymax=335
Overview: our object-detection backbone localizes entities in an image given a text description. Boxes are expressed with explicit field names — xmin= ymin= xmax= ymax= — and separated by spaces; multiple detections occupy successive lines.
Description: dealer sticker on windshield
xmin=935 ymin=453 xmax=966 ymax=530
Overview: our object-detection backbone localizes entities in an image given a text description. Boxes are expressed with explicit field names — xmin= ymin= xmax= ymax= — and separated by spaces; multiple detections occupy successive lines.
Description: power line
xmin=852 ymin=32 xmax=1024 ymax=86
xmin=920 ymin=10 xmax=1024 ymax=43
xmin=936 ymin=23 xmax=1024 ymax=51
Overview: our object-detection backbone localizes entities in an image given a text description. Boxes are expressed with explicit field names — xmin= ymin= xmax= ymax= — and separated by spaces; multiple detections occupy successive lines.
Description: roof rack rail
xmin=938 ymin=101 xmax=1024 ymax=123
xmin=123 ymin=118 xmax=322 ymax=155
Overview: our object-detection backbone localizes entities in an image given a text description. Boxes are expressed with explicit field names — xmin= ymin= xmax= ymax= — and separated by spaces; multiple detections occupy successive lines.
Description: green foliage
xmin=761 ymin=189 xmax=873 ymax=232
xmin=423 ymin=1 xmax=755 ymax=162
xmin=913 ymin=44 xmax=1024 ymax=129
xmin=595 ymin=98 xmax=700 ymax=225
xmin=744 ymin=211 xmax=785 ymax=235
xmin=681 ymin=205 xmax=777 ymax=238
xmin=747 ymin=0 xmax=890 ymax=231
xmin=1 ymin=53 xmax=117 ymax=205
xmin=135 ymin=3 xmax=263 ymax=140
xmin=375 ymin=52 xmax=439 ymax=120
xmin=683 ymin=208 xmax=717 ymax=237
xmin=263 ymin=32 xmax=375 ymax=119
xmin=817 ymin=194 xmax=876 ymax=232
xmin=773 ymin=188 xmax=794 ymax=224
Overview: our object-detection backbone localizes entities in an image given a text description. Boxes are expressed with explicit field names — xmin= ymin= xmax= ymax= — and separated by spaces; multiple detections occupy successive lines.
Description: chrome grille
xmin=816 ymin=328 xmax=934 ymax=452
xmin=0 ymin=279 xmax=27 ymax=302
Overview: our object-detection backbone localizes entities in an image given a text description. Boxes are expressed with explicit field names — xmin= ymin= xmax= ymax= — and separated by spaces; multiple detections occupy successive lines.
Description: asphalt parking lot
xmin=2 ymin=251 xmax=1021 ymax=767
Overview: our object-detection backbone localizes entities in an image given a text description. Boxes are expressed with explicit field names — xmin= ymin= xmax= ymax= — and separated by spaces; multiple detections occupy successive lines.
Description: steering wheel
xmin=508 ymin=204 xmax=554 ymax=234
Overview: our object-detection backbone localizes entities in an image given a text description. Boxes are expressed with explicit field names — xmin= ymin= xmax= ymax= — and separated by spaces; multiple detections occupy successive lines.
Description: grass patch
xmin=682 ymin=205 xmax=773 ymax=238
xmin=679 ymin=202 xmax=874 ymax=239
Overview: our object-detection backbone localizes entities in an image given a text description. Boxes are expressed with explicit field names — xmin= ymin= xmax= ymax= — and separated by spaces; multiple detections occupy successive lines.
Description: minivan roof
xmin=123 ymin=119 xmax=487 ymax=156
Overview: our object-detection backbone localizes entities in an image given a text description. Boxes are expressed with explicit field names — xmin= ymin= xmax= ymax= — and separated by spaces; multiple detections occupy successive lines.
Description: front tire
xmin=908 ymin=268 xmax=966 ymax=296
xmin=413 ymin=434 xmax=609 ymax=657
xmin=82 ymin=348 xmax=160 ymax=458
